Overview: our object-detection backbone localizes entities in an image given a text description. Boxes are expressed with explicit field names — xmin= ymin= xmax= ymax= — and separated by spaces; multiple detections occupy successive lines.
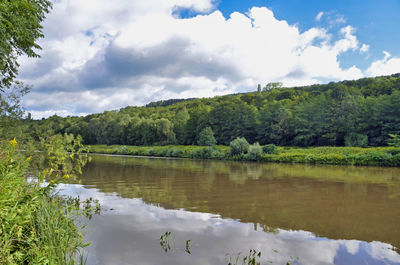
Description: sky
xmin=17 ymin=0 xmax=400 ymax=118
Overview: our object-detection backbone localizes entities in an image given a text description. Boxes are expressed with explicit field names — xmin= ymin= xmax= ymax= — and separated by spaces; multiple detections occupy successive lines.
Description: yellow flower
xmin=26 ymin=156 xmax=32 ymax=161
xmin=50 ymin=180 xmax=55 ymax=185
xmin=9 ymin=137 xmax=17 ymax=147
xmin=63 ymin=174 xmax=70 ymax=180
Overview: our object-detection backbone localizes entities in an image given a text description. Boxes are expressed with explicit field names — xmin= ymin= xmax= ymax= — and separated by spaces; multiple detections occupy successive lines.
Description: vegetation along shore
xmin=87 ymin=144 xmax=400 ymax=167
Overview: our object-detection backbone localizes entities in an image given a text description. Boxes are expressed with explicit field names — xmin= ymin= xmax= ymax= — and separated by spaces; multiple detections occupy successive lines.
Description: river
xmin=58 ymin=154 xmax=400 ymax=265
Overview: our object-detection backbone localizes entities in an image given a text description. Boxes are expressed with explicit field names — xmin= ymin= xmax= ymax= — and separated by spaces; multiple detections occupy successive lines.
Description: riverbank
xmin=0 ymin=138 xmax=89 ymax=264
xmin=87 ymin=144 xmax=400 ymax=167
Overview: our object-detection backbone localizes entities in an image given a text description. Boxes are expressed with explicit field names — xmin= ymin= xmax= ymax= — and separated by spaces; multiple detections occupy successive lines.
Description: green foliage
xmin=262 ymin=144 xmax=276 ymax=154
xmin=260 ymin=146 xmax=400 ymax=166
xmin=211 ymin=100 xmax=257 ymax=145
xmin=197 ymin=126 xmax=217 ymax=146
xmin=344 ymin=133 xmax=368 ymax=147
xmin=387 ymin=134 xmax=400 ymax=147
xmin=172 ymin=107 xmax=190 ymax=144
xmin=192 ymin=146 xmax=222 ymax=159
xmin=21 ymin=74 xmax=400 ymax=148
xmin=230 ymin=137 xmax=250 ymax=156
xmin=0 ymin=136 xmax=92 ymax=264
xmin=164 ymin=147 xmax=184 ymax=157
xmin=258 ymin=102 xmax=291 ymax=145
xmin=247 ymin=142 xmax=263 ymax=161
xmin=88 ymin=144 xmax=400 ymax=166
xmin=145 ymin=148 xmax=155 ymax=156
xmin=0 ymin=0 xmax=52 ymax=89
xmin=263 ymin=82 xmax=283 ymax=91
xmin=0 ymin=82 xmax=29 ymax=138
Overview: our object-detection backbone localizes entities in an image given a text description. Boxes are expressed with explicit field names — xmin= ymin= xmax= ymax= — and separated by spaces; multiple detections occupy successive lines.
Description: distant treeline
xmin=25 ymin=73 xmax=400 ymax=147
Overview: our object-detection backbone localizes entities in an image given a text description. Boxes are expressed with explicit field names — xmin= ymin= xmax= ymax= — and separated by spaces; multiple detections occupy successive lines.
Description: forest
xmin=24 ymin=73 xmax=400 ymax=148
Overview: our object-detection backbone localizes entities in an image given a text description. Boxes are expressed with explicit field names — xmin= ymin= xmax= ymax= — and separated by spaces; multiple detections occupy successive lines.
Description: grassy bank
xmin=87 ymin=144 xmax=400 ymax=167
xmin=0 ymin=137 xmax=90 ymax=264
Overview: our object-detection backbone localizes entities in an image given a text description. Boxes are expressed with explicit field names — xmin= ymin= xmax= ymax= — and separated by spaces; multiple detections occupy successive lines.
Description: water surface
xmin=60 ymin=155 xmax=400 ymax=265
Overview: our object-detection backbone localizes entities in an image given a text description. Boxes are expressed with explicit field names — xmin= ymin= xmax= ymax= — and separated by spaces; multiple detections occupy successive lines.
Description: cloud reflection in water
xmin=57 ymin=183 xmax=400 ymax=265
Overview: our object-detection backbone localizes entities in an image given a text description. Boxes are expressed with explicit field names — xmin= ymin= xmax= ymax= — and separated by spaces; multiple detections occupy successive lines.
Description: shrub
xmin=120 ymin=146 xmax=128 ymax=154
xmin=146 ymin=148 xmax=155 ymax=156
xmin=164 ymin=147 xmax=180 ymax=157
xmin=197 ymin=127 xmax=217 ymax=146
xmin=171 ymin=148 xmax=184 ymax=157
xmin=192 ymin=146 xmax=216 ymax=159
xmin=262 ymin=144 xmax=276 ymax=154
xmin=247 ymin=142 xmax=263 ymax=161
xmin=230 ymin=137 xmax=250 ymax=156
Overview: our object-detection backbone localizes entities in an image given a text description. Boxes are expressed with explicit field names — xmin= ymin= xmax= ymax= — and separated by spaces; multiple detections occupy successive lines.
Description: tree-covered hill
xmin=25 ymin=73 xmax=400 ymax=147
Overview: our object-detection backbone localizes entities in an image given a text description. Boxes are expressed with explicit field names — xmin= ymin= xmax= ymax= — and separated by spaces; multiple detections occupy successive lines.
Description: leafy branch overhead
xmin=0 ymin=0 xmax=52 ymax=90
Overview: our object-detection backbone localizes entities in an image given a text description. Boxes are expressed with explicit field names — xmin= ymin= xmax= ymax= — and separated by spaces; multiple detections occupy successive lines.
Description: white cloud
xmin=360 ymin=43 xmax=370 ymax=53
xmin=17 ymin=1 xmax=387 ymax=117
xmin=366 ymin=51 xmax=400 ymax=77
xmin=315 ymin=11 xmax=324 ymax=21
xmin=333 ymin=26 xmax=359 ymax=53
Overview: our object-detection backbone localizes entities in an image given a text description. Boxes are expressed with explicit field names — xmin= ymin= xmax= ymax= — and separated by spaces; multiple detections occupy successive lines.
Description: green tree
xmin=154 ymin=118 xmax=176 ymax=145
xmin=0 ymin=0 xmax=52 ymax=89
xmin=197 ymin=126 xmax=216 ymax=146
xmin=258 ymin=102 xmax=292 ymax=145
xmin=0 ymin=0 xmax=52 ymax=138
xmin=138 ymin=119 xmax=157 ymax=145
xmin=263 ymin=82 xmax=283 ymax=91
xmin=172 ymin=107 xmax=190 ymax=144
xmin=184 ymin=105 xmax=211 ymax=144
xmin=210 ymin=100 xmax=257 ymax=145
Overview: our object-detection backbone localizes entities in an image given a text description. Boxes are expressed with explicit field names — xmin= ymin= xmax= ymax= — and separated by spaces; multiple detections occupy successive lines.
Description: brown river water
xmin=58 ymin=154 xmax=400 ymax=265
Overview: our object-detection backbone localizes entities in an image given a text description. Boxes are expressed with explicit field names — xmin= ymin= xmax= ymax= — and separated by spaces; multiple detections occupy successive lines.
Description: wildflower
xmin=50 ymin=180 xmax=56 ymax=185
xmin=9 ymin=137 xmax=17 ymax=147
xmin=26 ymin=156 xmax=32 ymax=161
xmin=63 ymin=174 xmax=70 ymax=180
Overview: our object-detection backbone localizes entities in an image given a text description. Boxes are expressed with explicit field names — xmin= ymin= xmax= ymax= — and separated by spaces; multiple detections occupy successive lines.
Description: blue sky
xmin=18 ymin=0 xmax=400 ymax=118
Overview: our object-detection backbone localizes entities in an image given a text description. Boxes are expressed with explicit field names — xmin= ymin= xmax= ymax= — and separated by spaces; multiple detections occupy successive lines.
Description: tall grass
xmin=0 ymin=137 xmax=90 ymax=264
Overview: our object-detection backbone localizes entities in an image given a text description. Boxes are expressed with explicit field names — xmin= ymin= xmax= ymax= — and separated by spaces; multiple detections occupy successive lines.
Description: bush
xmin=120 ymin=146 xmax=128 ymax=154
xmin=230 ymin=137 xmax=250 ymax=156
xmin=197 ymin=127 xmax=217 ymax=146
xmin=248 ymin=142 xmax=263 ymax=161
xmin=192 ymin=146 xmax=216 ymax=159
xmin=171 ymin=148 xmax=184 ymax=157
xmin=145 ymin=148 xmax=155 ymax=156
xmin=164 ymin=147 xmax=178 ymax=157
xmin=262 ymin=144 xmax=276 ymax=154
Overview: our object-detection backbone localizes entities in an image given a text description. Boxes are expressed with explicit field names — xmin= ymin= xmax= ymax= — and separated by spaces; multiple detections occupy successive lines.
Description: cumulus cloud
xmin=366 ymin=51 xmax=400 ymax=77
xmin=16 ymin=0 xmax=395 ymax=118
